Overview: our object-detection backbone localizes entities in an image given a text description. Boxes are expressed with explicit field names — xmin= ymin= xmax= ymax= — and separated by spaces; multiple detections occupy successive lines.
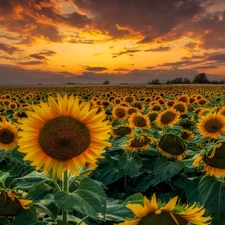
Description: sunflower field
xmin=0 ymin=84 xmax=225 ymax=225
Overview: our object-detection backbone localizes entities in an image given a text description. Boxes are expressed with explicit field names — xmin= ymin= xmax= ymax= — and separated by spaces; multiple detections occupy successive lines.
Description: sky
xmin=1 ymin=0 xmax=225 ymax=85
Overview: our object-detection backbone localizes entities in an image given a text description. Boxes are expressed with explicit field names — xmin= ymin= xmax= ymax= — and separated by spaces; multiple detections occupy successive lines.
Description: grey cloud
xmin=18 ymin=60 xmax=45 ymax=65
xmin=0 ymin=42 xmax=23 ymax=55
xmin=145 ymin=46 xmax=171 ymax=52
xmin=85 ymin=66 xmax=108 ymax=71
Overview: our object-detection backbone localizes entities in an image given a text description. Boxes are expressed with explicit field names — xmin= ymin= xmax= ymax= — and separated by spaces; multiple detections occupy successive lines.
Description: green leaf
xmin=14 ymin=171 xmax=51 ymax=190
xmin=96 ymin=162 xmax=124 ymax=186
xmin=118 ymin=153 xmax=143 ymax=177
xmin=123 ymin=193 xmax=144 ymax=205
xmin=105 ymin=198 xmax=134 ymax=222
xmin=34 ymin=203 xmax=56 ymax=220
xmin=135 ymin=174 xmax=155 ymax=192
xmin=153 ymin=157 xmax=182 ymax=185
xmin=0 ymin=171 xmax=9 ymax=186
xmin=54 ymin=178 xmax=106 ymax=219
xmin=72 ymin=178 xmax=106 ymax=219
xmin=198 ymin=175 xmax=225 ymax=225
xmin=11 ymin=207 xmax=38 ymax=225
xmin=0 ymin=217 xmax=10 ymax=225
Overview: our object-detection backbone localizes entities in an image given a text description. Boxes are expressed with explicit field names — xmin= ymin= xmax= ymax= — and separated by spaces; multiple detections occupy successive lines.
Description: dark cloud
xmin=85 ymin=66 xmax=108 ymax=71
xmin=72 ymin=0 xmax=203 ymax=42
xmin=112 ymin=49 xmax=140 ymax=58
xmin=29 ymin=50 xmax=57 ymax=60
xmin=207 ymin=53 xmax=225 ymax=62
xmin=113 ymin=68 xmax=130 ymax=71
xmin=0 ymin=42 xmax=23 ymax=55
xmin=145 ymin=46 xmax=171 ymax=52
xmin=18 ymin=60 xmax=45 ymax=65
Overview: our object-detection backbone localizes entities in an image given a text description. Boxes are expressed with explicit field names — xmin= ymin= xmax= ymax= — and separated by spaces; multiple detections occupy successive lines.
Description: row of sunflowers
xmin=0 ymin=84 xmax=224 ymax=225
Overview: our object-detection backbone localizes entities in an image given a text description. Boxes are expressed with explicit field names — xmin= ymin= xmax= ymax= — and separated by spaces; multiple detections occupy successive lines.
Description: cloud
xmin=29 ymin=50 xmax=57 ymax=60
xmin=85 ymin=66 xmax=108 ymax=71
xmin=72 ymin=0 xmax=203 ymax=42
xmin=207 ymin=53 xmax=225 ymax=62
xmin=0 ymin=63 xmax=201 ymax=85
xmin=112 ymin=49 xmax=140 ymax=58
xmin=18 ymin=60 xmax=45 ymax=65
xmin=145 ymin=46 xmax=171 ymax=52
xmin=0 ymin=42 xmax=23 ymax=55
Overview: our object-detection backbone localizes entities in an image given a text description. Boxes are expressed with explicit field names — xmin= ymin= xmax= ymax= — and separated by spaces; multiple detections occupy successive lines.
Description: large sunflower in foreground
xmin=116 ymin=193 xmax=211 ymax=225
xmin=0 ymin=121 xmax=19 ymax=151
xmin=197 ymin=112 xmax=225 ymax=139
xmin=18 ymin=94 xmax=111 ymax=179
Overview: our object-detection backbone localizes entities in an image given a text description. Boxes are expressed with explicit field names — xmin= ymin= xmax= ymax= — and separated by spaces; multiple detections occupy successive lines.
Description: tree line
xmin=148 ymin=73 xmax=224 ymax=85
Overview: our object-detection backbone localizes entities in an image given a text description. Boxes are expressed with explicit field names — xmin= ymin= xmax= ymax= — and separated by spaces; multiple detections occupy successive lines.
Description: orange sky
xmin=1 ymin=0 xmax=225 ymax=84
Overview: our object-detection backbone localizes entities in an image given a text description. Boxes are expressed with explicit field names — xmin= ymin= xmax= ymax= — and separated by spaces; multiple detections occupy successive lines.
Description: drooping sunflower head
xmin=156 ymin=108 xmax=180 ymax=128
xmin=0 ymin=190 xmax=32 ymax=216
xmin=194 ymin=141 xmax=225 ymax=178
xmin=112 ymin=124 xmax=133 ymax=137
xmin=128 ymin=112 xmax=150 ymax=129
xmin=117 ymin=193 xmax=211 ymax=225
xmin=197 ymin=112 xmax=225 ymax=139
xmin=157 ymin=134 xmax=186 ymax=160
xmin=180 ymin=130 xmax=194 ymax=142
xmin=125 ymin=135 xmax=156 ymax=151
xmin=112 ymin=105 xmax=128 ymax=120
xmin=0 ymin=121 xmax=19 ymax=151
xmin=18 ymin=94 xmax=112 ymax=179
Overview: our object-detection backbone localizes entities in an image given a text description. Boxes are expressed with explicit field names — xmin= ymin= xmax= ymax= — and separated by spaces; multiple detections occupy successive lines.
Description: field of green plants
xmin=0 ymin=84 xmax=224 ymax=225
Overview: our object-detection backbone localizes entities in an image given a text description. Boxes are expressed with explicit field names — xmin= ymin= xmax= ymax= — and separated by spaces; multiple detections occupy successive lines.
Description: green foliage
xmin=198 ymin=175 xmax=225 ymax=225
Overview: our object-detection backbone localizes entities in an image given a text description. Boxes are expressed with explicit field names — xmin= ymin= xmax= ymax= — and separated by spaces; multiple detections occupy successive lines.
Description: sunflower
xmin=112 ymin=105 xmax=128 ymax=120
xmin=172 ymin=102 xmax=188 ymax=114
xmin=180 ymin=130 xmax=194 ymax=142
xmin=147 ymin=111 xmax=159 ymax=123
xmin=193 ymin=141 xmax=225 ymax=177
xmin=197 ymin=112 xmax=225 ymax=139
xmin=125 ymin=135 xmax=156 ymax=151
xmin=177 ymin=94 xmax=189 ymax=103
xmin=124 ymin=95 xmax=136 ymax=103
xmin=0 ymin=190 xmax=32 ymax=216
xmin=0 ymin=121 xmax=19 ymax=151
xmin=127 ymin=107 xmax=138 ymax=116
xmin=157 ymin=134 xmax=186 ymax=161
xmin=150 ymin=103 xmax=163 ymax=112
xmin=18 ymin=94 xmax=111 ymax=179
xmin=112 ymin=124 xmax=133 ymax=137
xmin=156 ymin=108 xmax=180 ymax=128
xmin=129 ymin=112 xmax=150 ymax=129
xmin=116 ymin=193 xmax=211 ymax=225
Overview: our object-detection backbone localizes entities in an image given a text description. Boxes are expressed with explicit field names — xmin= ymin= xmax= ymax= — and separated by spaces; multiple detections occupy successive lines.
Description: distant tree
xmin=148 ymin=79 xmax=161 ymax=85
xmin=103 ymin=80 xmax=110 ymax=84
xmin=192 ymin=73 xmax=209 ymax=84
xmin=183 ymin=78 xmax=191 ymax=84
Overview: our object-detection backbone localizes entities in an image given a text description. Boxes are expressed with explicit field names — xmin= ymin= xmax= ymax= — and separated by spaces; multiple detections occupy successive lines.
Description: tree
xmin=148 ymin=79 xmax=161 ymax=85
xmin=103 ymin=80 xmax=110 ymax=84
xmin=192 ymin=73 xmax=209 ymax=84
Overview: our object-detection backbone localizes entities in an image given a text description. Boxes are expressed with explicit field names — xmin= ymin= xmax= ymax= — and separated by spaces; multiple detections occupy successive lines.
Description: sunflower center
xmin=181 ymin=131 xmax=189 ymax=140
xmin=138 ymin=211 xmax=188 ymax=225
xmin=131 ymin=136 xmax=150 ymax=147
xmin=203 ymin=142 xmax=225 ymax=169
xmin=133 ymin=116 xmax=147 ymax=127
xmin=159 ymin=134 xmax=185 ymax=155
xmin=113 ymin=127 xmax=131 ymax=136
xmin=204 ymin=119 xmax=223 ymax=133
xmin=0 ymin=129 xmax=14 ymax=144
xmin=161 ymin=112 xmax=176 ymax=124
xmin=38 ymin=116 xmax=90 ymax=160
xmin=116 ymin=109 xmax=126 ymax=118
xmin=0 ymin=193 xmax=23 ymax=216
xmin=174 ymin=104 xmax=185 ymax=113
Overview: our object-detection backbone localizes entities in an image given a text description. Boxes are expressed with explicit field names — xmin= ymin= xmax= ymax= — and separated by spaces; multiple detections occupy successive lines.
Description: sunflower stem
xmin=62 ymin=170 xmax=69 ymax=223
xmin=77 ymin=215 xmax=88 ymax=225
